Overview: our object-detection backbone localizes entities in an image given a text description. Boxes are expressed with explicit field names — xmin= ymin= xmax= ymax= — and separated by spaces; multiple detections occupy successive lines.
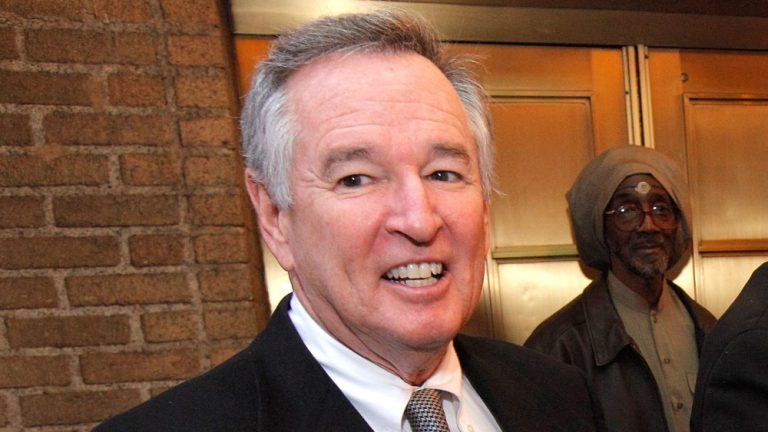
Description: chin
xmin=630 ymin=257 xmax=668 ymax=279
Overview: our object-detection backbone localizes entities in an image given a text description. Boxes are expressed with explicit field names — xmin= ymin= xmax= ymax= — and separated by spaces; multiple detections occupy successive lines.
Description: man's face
xmin=259 ymin=53 xmax=489 ymax=361
xmin=604 ymin=174 xmax=678 ymax=280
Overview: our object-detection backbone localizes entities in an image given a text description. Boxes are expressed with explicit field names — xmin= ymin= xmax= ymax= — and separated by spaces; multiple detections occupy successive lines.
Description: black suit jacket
xmin=691 ymin=262 xmax=768 ymax=432
xmin=94 ymin=295 xmax=600 ymax=431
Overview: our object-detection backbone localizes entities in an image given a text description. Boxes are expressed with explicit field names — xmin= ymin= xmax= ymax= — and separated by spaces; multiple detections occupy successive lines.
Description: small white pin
xmin=634 ymin=181 xmax=651 ymax=195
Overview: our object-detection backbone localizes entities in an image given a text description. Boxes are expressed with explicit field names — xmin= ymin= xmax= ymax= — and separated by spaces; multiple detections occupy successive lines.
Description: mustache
xmin=630 ymin=233 xmax=667 ymax=249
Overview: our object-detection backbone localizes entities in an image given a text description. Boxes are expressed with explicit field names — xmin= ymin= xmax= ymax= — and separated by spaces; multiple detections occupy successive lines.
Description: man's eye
xmin=616 ymin=204 xmax=639 ymax=215
xmin=339 ymin=174 xmax=371 ymax=187
xmin=652 ymin=202 xmax=673 ymax=215
xmin=428 ymin=171 xmax=461 ymax=182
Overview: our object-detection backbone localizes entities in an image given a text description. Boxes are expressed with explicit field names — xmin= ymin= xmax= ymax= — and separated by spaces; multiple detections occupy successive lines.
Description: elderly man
xmin=691 ymin=261 xmax=768 ymax=432
xmin=94 ymin=10 xmax=600 ymax=432
xmin=525 ymin=145 xmax=716 ymax=432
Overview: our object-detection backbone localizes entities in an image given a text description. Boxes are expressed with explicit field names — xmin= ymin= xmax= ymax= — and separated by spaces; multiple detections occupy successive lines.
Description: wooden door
xmin=648 ymin=49 xmax=768 ymax=317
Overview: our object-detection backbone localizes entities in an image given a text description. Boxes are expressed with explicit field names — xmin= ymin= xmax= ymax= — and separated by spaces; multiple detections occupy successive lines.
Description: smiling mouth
xmin=384 ymin=262 xmax=444 ymax=287
xmin=635 ymin=243 xmax=664 ymax=251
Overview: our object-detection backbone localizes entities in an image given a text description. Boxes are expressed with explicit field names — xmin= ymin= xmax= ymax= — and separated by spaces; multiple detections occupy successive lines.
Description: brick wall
xmin=0 ymin=0 xmax=271 ymax=430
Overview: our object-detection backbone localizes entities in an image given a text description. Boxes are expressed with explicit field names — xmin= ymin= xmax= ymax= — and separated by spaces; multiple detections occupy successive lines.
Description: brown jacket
xmin=525 ymin=276 xmax=716 ymax=432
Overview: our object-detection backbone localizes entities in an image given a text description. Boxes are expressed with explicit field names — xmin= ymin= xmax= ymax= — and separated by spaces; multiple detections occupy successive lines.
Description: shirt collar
xmin=607 ymin=271 xmax=672 ymax=313
xmin=288 ymin=295 xmax=463 ymax=431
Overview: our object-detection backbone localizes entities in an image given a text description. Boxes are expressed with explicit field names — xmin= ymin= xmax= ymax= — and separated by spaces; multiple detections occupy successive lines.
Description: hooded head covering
xmin=567 ymin=145 xmax=692 ymax=272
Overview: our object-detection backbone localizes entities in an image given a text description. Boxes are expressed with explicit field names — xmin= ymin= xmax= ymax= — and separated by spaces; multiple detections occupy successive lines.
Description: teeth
xmin=385 ymin=262 xmax=443 ymax=284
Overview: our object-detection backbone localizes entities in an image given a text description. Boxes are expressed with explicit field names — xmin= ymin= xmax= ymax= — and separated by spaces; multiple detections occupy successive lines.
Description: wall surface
xmin=0 ymin=0 xmax=270 ymax=430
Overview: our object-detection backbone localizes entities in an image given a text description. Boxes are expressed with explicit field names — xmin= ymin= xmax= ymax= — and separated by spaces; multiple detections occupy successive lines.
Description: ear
xmin=482 ymin=200 xmax=491 ymax=254
xmin=244 ymin=170 xmax=295 ymax=272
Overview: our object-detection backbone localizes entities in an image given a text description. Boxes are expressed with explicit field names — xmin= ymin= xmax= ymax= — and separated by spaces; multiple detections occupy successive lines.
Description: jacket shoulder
xmin=455 ymin=335 xmax=599 ymax=431
xmin=524 ymin=292 xmax=589 ymax=353
xmin=458 ymin=333 xmax=586 ymax=384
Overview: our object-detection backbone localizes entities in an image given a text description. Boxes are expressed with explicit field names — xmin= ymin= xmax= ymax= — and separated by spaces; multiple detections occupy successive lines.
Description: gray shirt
xmin=608 ymin=272 xmax=699 ymax=432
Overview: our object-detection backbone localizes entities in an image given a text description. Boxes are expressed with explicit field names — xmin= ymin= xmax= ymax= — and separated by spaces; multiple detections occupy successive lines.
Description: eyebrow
xmin=321 ymin=146 xmax=371 ymax=177
xmin=432 ymin=143 xmax=471 ymax=165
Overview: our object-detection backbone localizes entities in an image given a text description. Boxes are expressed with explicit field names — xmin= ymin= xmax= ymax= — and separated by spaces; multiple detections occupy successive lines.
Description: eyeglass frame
xmin=604 ymin=201 xmax=679 ymax=232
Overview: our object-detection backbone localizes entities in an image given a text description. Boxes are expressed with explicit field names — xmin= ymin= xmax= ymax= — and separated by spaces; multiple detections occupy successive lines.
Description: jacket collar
xmin=582 ymin=275 xmax=714 ymax=367
xmin=251 ymin=294 xmax=374 ymax=431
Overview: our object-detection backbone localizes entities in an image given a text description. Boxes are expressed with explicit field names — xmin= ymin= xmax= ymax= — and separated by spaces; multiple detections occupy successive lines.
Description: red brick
xmin=0 ymin=236 xmax=120 ymax=269
xmin=149 ymin=384 xmax=172 ymax=397
xmin=160 ymin=0 xmax=219 ymax=26
xmin=80 ymin=349 xmax=200 ymax=383
xmin=26 ymin=28 xmax=99 ymax=63
xmin=113 ymin=114 xmax=174 ymax=145
xmin=0 ymin=154 xmax=109 ymax=186
xmin=0 ymin=113 xmax=31 ymax=146
xmin=129 ymin=234 xmax=185 ymax=267
xmin=108 ymin=72 xmax=166 ymax=107
xmin=141 ymin=310 xmax=198 ymax=342
xmin=204 ymin=306 xmax=260 ymax=340
xmin=6 ymin=315 xmax=130 ymax=348
xmin=168 ymin=34 xmax=225 ymax=66
xmin=0 ymin=355 xmax=70 ymax=388
xmin=120 ymin=152 xmax=181 ymax=186
xmin=45 ymin=112 xmax=108 ymax=145
xmin=67 ymin=273 xmax=191 ymax=306
xmin=175 ymin=74 xmax=231 ymax=108
xmin=184 ymin=154 xmax=239 ymax=186
xmin=210 ymin=341 xmax=249 ymax=366
xmin=112 ymin=31 xmax=159 ymax=65
xmin=45 ymin=112 xmax=174 ymax=146
xmin=179 ymin=117 xmax=237 ymax=147
xmin=20 ymin=389 xmax=141 ymax=427
xmin=0 ymin=27 xmax=18 ymax=60
xmin=26 ymin=29 xmax=157 ymax=65
xmin=0 ymin=394 xmax=6 ymax=426
xmin=66 ymin=273 xmax=191 ymax=306
xmin=93 ymin=0 xmax=153 ymax=23
xmin=0 ymin=70 xmax=94 ymax=106
xmin=0 ymin=196 xmax=45 ymax=228
xmin=188 ymin=193 xmax=244 ymax=226
xmin=0 ymin=0 xmax=88 ymax=20
xmin=194 ymin=231 xmax=248 ymax=264
xmin=198 ymin=265 xmax=253 ymax=301
xmin=0 ymin=277 xmax=57 ymax=309
xmin=54 ymin=194 xmax=180 ymax=227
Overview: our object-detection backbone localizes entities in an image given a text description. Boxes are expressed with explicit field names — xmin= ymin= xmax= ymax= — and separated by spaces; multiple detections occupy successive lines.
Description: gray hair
xmin=240 ymin=10 xmax=494 ymax=209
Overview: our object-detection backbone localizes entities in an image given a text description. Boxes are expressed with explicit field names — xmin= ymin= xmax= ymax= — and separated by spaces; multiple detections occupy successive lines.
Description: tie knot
xmin=405 ymin=388 xmax=450 ymax=432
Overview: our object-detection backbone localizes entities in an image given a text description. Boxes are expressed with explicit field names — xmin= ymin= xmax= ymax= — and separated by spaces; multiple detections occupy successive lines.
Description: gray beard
xmin=629 ymin=252 xmax=669 ymax=279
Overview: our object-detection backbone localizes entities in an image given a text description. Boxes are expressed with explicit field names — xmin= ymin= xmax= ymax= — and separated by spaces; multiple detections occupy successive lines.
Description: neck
xmin=372 ymin=345 xmax=448 ymax=386
xmin=611 ymin=265 xmax=665 ymax=306
xmin=293 ymin=289 xmax=449 ymax=386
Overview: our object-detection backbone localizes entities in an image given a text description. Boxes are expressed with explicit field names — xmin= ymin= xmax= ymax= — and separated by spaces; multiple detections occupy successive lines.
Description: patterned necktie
xmin=405 ymin=388 xmax=451 ymax=432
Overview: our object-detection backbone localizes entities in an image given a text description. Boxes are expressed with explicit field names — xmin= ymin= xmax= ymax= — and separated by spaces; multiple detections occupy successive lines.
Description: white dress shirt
xmin=288 ymin=295 xmax=501 ymax=432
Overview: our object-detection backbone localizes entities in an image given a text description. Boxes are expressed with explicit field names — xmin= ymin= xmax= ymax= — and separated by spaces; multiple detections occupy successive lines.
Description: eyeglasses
xmin=604 ymin=202 xmax=678 ymax=232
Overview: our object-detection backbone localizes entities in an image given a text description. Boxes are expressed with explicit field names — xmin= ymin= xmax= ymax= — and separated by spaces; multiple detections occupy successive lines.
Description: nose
xmin=636 ymin=206 xmax=661 ymax=232
xmin=385 ymin=176 xmax=443 ymax=244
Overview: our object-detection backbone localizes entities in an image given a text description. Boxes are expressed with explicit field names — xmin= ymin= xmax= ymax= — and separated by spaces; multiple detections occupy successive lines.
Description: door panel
xmin=490 ymin=99 xmax=594 ymax=248
xmin=687 ymin=101 xmax=768 ymax=240
xmin=496 ymin=261 xmax=591 ymax=343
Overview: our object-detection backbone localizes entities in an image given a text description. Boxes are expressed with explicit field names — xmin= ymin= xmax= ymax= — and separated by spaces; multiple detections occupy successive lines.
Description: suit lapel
xmin=252 ymin=295 xmax=373 ymax=431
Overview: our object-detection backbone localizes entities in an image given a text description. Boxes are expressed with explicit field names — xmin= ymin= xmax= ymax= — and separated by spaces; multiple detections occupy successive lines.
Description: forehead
xmin=285 ymin=52 xmax=468 ymax=124
xmin=611 ymin=174 xmax=671 ymax=201
xmin=284 ymin=51 xmax=474 ymax=161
